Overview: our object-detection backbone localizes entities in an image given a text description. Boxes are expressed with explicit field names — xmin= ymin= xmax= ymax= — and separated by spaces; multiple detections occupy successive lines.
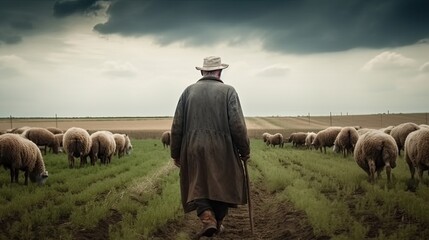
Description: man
xmin=171 ymin=56 xmax=250 ymax=238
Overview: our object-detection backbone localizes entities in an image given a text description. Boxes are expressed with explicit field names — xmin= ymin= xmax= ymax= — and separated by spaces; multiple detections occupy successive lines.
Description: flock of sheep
xmin=264 ymin=122 xmax=429 ymax=184
xmin=0 ymin=126 xmax=133 ymax=185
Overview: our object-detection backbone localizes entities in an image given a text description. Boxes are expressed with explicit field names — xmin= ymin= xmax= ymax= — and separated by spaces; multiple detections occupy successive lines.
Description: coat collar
xmin=198 ymin=76 xmax=224 ymax=83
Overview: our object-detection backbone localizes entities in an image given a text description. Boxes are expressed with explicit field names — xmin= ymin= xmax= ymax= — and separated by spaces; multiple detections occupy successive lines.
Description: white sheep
xmin=404 ymin=128 xmax=429 ymax=182
xmin=54 ymin=133 xmax=64 ymax=153
xmin=161 ymin=131 xmax=171 ymax=148
xmin=312 ymin=127 xmax=342 ymax=154
xmin=390 ymin=122 xmax=420 ymax=156
xmin=124 ymin=134 xmax=132 ymax=155
xmin=113 ymin=133 xmax=126 ymax=158
xmin=333 ymin=127 xmax=359 ymax=157
xmin=266 ymin=133 xmax=284 ymax=148
xmin=354 ymin=130 xmax=398 ymax=183
xmin=305 ymin=132 xmax=317 ymax=150
xmin=288 ymin=132 xmax=307 ymax=148
xmin=63 ymin=127 xmax=92 ymax=168
xmin=89 ymin=131 xmax=116 ymax=165
xmin=0 ymin=134 xmax=48 ymax=185
xmin=21 ymin=127 xmax=59 ymax=155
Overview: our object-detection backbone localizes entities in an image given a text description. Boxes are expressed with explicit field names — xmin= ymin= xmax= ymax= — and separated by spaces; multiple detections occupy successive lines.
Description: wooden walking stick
xmin=243 ymin=160 xmax=254 ymax=234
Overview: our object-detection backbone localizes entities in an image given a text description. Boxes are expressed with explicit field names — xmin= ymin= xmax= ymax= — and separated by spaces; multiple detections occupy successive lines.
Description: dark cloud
xmin=94 ymin=0 xmax=429 ymax=53
xmin=53 ymin=0 xmax=106 ymax=17
xmin=0 ymin=1 xmax=54 ymax=46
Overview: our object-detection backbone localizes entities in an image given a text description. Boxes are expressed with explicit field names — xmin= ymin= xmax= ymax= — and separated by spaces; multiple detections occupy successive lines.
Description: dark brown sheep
xmin=21 ymin=127 xmax=59 ymax=155
xmin=161 ymin=131 xmax=171 ymax=148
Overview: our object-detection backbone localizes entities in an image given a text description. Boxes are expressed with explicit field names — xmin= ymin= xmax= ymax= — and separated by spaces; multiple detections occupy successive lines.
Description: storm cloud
xmin=93 ymin=0 xmax=429 ymax=54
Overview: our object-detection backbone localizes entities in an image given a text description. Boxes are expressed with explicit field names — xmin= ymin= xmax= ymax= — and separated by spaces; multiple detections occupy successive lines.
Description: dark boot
xmin=197 ymin=210 xmax=217 ymax=238
xmin=216 ymin=219 xmax=225 ymax=234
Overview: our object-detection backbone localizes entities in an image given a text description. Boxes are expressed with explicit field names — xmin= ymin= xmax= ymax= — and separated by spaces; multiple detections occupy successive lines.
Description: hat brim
xmin=195 ymin=63 xmax=229 ymax=71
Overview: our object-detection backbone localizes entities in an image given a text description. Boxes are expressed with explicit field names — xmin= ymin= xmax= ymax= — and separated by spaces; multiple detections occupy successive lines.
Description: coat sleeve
xmin=170 ymin=91 xmax=186 ymax=159
xmin=227 ymin=88 xmax=250 ymax=157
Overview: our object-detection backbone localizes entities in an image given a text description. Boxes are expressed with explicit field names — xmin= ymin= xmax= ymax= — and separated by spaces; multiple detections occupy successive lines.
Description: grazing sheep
xmin=390 ymin=122 xmax=420 ymax=156
xmin=0 ymin=134 xmax=49 ymax=185
xmin=46 ymin=127 xmax=63 ymax=134
xmin=113 ymin=133 xmax=126 ymax=158
xmin=89 ymin=131 xmax=116 ymax=165
xmin=305 ymin=132 xmax=317 ymax=149
xmin=312 ymin=127 xmax=342 ymax=154
xmin=63 ymin=127 xmax=92 ymax=168
xmin=333 ymin=127 xmax=359 ymax=157
xmin=161 ymin=131 xmax=171 ymax=148
xmin=266 ymin=133 xmax=284 ymax=148
xmin=419 ymin=124 xmax=429 ymax=129
xmin=21 ymin=127 xmax=59 ymax=155
xmin=288 ymin=132 xmax=307 ymax=148
xmin=124 ymin=134 xmax=132 ymax=155
xmin=50 ymin=133 xmax=64 ymax=154
xmin=404 ymin=128 xmax=429 ymax=182
xmin=354 ymin=130 xmax=398 ymax=183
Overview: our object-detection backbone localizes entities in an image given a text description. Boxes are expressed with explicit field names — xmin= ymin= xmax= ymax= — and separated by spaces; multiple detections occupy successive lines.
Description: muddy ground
xmin=151 ymin=182 xmax=328 ymax=240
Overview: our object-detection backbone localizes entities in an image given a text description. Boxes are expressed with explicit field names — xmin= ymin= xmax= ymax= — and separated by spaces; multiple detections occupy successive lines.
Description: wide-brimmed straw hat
xmin=195 ymin=56 xmax=229 ymax=71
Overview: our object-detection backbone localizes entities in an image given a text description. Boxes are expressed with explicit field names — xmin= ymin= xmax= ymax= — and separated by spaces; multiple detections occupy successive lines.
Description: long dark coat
xmin=171 ymin=76 xmax=250 ymax=213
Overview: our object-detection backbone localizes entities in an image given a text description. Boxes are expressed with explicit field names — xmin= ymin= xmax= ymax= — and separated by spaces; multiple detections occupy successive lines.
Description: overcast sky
xmin=1 ymin=0 xmax=428 ymax=117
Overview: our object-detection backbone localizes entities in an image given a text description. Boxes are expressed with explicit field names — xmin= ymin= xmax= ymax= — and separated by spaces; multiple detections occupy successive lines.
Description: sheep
xmin=311 ymin=127 xmax=342 ymax=154
xmin=161 ymin=131 xmax=171 ymax=148
xmin=0 ymin=133 xmax=48 ymax=185
xmin=333 ymin=127 xmax=359 ymax=157
xmin=419 ymin=124 xmax=429 ymax=129
xmin=404 ymin=128 xmax=429 ymax=182
xmin=305 ymin=132 xmax=317 ymax=150
xmin=54 ymin=133 xmax=64 ymax=153
xmin=89 ymin=131 xmax=116 ymax=165
xmin=46 ymin=127 xmax=63 ymax=134
xmin=354 ymin=130 xmax=398 ymax=183
xmin=113 ymin=133 xmax=126 ymax=158
xmin=266 ymin=133 xmax=284 ymax=148
xmin=21 ymin=127 xmax=59 ymax=155
xmin=390 ymin=122 xmax=420 ymax=156
xmin=124 ymin=134 xmax=132 ymax=155
xmin=288 ymin=132 xmax=307 ymax=148
xmin=63 ymin=127 xmax=92 ymax=168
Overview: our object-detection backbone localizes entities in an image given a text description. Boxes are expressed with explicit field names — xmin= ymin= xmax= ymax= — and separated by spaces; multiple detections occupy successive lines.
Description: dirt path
xmin=151 ymin=182 xmax=325 ymax=240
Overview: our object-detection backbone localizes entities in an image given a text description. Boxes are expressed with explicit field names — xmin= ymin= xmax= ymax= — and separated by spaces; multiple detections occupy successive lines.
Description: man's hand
xmin=173 ymin=158 xmax=180 ymax=168
xmin=240 ymin=155 xmax=250 ymax=163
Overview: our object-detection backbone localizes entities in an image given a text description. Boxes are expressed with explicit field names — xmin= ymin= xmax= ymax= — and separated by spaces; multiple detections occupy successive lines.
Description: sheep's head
xmin=30 ymin=171 xmax=49 ymax=185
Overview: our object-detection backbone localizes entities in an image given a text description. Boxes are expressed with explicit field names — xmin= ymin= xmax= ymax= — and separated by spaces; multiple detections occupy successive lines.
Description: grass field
xmin=0 ymin=113 xmax=428 ymax=239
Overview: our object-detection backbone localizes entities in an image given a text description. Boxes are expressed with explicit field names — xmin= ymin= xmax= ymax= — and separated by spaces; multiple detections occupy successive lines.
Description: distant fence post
xmin=9 ymin=115 xmax=13 ymax=129
xmin=426 ymin=112 xmax=428 ymax=124
xmin=308 ymin=113 xmax=311 ymax=125
xmin=330 ymin=112 xmax=332 ymax=126
xmin=55 ymin=114 xmax=58 ymax=128
xmin=380 ymin=114 xmax=383 ymax=128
